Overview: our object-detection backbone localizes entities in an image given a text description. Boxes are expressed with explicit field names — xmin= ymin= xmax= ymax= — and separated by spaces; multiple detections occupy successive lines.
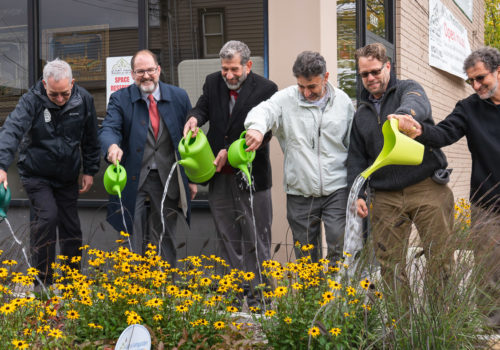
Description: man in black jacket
xmin=347 ymin=43 xmax=454 ymax=293
xmin=0 ymin=58 xmax=100 ymax=286
xmin=391 ymin=47 xmax=500 ymax=331
xmin=183 ymin=41 xmax=277 ymax=307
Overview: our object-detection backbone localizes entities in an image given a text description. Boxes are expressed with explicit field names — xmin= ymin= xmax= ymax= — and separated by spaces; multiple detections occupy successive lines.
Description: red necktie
xmin=148 ymin=94 xmax=160 ymax=140
xmin=229 ymin=90 xmax=239 ymax=101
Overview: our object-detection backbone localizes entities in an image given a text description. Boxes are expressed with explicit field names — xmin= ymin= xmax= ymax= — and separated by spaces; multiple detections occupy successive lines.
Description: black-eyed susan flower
xmin=329 ymin=327 xmax=341 ymax=337
xmin=213 ymin=321 xmax=225 ymax=330
xmin=11 ymin=339 xmax=29 ymax=349
xmin=48 ymin=328 xmax=63 ymax=339
xmin=274 ymin=286 xmax=288 ymax=297
xmin=264 ymin=310 xmax=276 ymax=317
xmin=308 ymin=326 xmax=320 ymax=337
xmin=176 ymin=305 xmax=189 ymax=313
xmin=284 ymin=317 xmax=292 ymax=324
xmin=66 ymin=309 xmax=80 ymax=320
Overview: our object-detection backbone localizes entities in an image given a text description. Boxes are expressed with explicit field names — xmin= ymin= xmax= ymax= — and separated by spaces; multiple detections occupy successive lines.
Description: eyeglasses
xmin=133 ymin=67 xmax=158 ymax=76
xmin=359 ymin=65 xmax=385 ymax=78
xmin=47 ymin=91 xmax=71 ymax=98
xmin=465 ymin=73 xmax=489 ymax=85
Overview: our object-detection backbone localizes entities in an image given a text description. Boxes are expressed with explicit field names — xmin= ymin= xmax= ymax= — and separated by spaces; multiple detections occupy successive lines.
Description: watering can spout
xmin=0 ymin=183 xmax=11 ymax=219
xmin=361 ymin=118 xmax=424 ymax=179
xmin=238 ymin=165 xmax=252 ymax=186
xmin=177 ymin=158 xmax=197 ymax=170
xmin=228 ymin=131 xmax=256 ymax=187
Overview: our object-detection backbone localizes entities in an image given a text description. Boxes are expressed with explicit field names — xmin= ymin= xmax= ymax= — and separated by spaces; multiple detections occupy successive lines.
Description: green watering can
xmin=178 ymin=129 xmax=216 ymax=183
xmin=103 ymin=161 xmax=127 ymax=198
xmin=228 ymin=131 xmax=256 ymax=186
xmin=361 ymin=118 xmax=424 ymax=179
xmin=0 ymin=184 xmax=11 ymax=219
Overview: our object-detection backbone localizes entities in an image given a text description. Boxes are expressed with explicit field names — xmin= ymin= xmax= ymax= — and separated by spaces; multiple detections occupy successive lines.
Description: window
xmin=201 ymin=11 xmax=224 ymax=58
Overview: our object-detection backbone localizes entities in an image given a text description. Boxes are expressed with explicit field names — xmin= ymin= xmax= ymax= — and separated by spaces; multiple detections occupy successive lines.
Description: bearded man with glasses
xmin=99 ymin=50 xmax=195 ymax=266
xmin=347 ymin=43 xmax=454 ymax=299
xmin=0 ymin=58 xmax=100 ymax=288
xmin=390 ymin=47 xmax=500 ymax=332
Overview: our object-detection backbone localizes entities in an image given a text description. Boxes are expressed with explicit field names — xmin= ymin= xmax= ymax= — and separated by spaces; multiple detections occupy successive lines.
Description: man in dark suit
xmin=99 ymin=50 xmax=196 ymax=265
xmin=183 ymin=40 xmax=277 ymax=307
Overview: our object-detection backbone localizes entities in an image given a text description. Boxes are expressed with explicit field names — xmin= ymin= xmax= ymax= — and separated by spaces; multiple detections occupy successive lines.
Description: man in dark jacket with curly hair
xmin=0 ymin=58 xmax=100 ymax=286
xmin=347 ymin=43 xmax=454 ymax=294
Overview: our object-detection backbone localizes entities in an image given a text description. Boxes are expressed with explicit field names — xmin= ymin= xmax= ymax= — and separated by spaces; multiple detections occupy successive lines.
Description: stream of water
xmin=2 ymin=218 xmax=48 ymax=296
xmin=159 ymin=161 xmax=179 ymax=258
xmin=342 ymin=175 xmax=367 ymax=275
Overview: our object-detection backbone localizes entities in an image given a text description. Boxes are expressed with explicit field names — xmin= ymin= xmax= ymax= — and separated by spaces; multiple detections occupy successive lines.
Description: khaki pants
xmin=370 ymin=177 xmax=454 ymax=292
xmin=471 ymin=206 xmax=500 ymax=329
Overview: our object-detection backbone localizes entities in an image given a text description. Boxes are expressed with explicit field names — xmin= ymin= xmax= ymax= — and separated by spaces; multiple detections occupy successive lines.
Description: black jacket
xmin=418 ymin=93 xmax=500 ymax=209
xmin=347 ymin=74 xmax=447 ymax=193
xmin=0 ymin=80 xmax=100 ymax=186
xmin=189 ymin=71 xmax=278 ymax=191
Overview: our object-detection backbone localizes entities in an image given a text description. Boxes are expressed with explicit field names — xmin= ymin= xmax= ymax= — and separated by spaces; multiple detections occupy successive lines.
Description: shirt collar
xmin=141 ymin=84 xmax=161 ymax=102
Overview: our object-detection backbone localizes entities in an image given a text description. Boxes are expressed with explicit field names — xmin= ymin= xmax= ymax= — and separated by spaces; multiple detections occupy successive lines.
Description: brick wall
xmin=396 ymin=0 xmax=484 ymax=200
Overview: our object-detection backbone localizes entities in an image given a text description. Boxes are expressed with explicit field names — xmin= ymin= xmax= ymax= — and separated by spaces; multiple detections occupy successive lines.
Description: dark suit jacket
xmin=99 ymin=82 xmax=192 ymax=233
xmin=189 ymin=71 xmax=278 ymax=192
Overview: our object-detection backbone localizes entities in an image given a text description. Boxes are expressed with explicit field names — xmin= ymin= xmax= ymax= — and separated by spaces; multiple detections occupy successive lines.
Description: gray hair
xmin=463 ymin=47 xmax=500 ymax=72
xmin=292 ymin=51 xmax=327 ymax=78
xmin=43 ymin=58 xmax=73 ymax=82
xmin=219 ymin=40 xmax=251 ymax=65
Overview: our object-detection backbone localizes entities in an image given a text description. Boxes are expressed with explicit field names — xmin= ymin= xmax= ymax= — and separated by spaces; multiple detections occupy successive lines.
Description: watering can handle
xmin=184 ymin=130 xmax=193 ymax=151
xmin=239 ymin=131 xmax=247 ymax=139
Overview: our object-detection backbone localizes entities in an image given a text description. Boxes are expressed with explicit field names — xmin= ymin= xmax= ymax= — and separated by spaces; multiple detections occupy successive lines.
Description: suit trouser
xmin=209 ymin=173 xmax=272 ymax=303
xmin=471 ymin=206 xmax=500 ymax=329
xmin=23 ymin=178 xmax=82 ymax=285
xmin=287 ymin=188 xmax=348 ymax=263
xmin=133 ymin=170 xmax=178 ymax=265
xmin=370 ymin=177 xmax=454 ymax=291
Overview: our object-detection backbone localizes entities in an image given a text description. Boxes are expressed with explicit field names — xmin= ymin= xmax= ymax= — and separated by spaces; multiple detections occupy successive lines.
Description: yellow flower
xmin=88 ymin=323 xmax=103 ymax=329
xmin=226 ymin=305 xmax=238 ymax=312
xmin=213 ymin=321 xmax=225 ymax=330
xmin=249 ymin=306 xmax=260 ymax=313
xmin=48 ymin=328 xmax=64 ymax=339
xmin=346 ymin=286 xmax=356 ymax=296
xmin=328 ymin=279 xmax=342 ymax=290
xmin=126 ymin=311 xmax=143 ymax=325
xmin=153 ymin=314 xmax=163 ymax=321
xmin=199 ymin=277 xmax=212 ymax=286
xmin=120 ymin=231 xmax=130 ymax=237
xmin=145 ymin=298 xmax=163 ymax=308
xmin=176 ymin=304 xmax=189 ymax=313
xmin=322 ymin=291 xmax=335 ymax=302
xmin=27 ymin=268 xmax=39 ymax=276
xmin=292 ymin=282 xmax=303 ymax=290
xmin=308 ymin=326 xmax=320 ymax=337
xmin=66 ymin=309 xmax=80 ymax=320
xmin=0 ymin=303 xmax=16 ymax=315
xmin=242 ymin=271 xmax=255 ymax=281
xmin=127 ymin=298 xmax=139 ymax=305
xmin=301 ymin=244 xmax=314 ymax=252
xmin=362 ymin=303 xmax=372 ymax=311
xmin=343 ymin=251 xmax=352 ymax=257
xmin=374 ymin=291 xmax=383 ymax=300
xmin=329 ymin=327 xmax=341 ymax=337
xmin=2 ymin=259 xmax=17 ymax=266
xmin=284 ymin=317 xmax=292 ymax=324
xmin=360 ymin=278 xmax=371 ymax=290
xmin=274 ymin=286 xmax=288 ymax=297
xmin=264 ymin=309 xmax=276 ymax=317
xmin=11 ymin=339 xmax=29 ymax=349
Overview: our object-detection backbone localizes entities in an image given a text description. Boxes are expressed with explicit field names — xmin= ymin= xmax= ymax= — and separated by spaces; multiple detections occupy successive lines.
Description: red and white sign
xmin=106 ymin=56 xmax=133 ymax=106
